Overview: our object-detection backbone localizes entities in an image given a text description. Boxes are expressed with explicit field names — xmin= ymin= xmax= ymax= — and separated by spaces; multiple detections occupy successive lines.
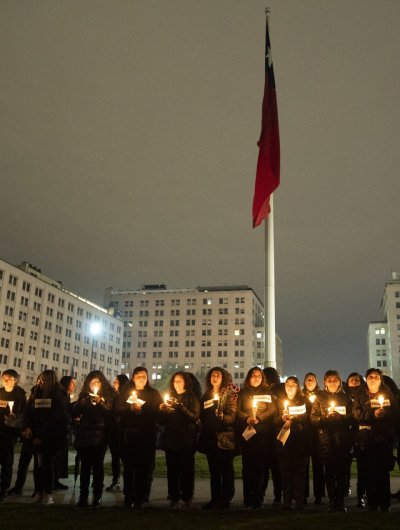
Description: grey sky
xmin=1 ymin=0 xmax=400 ymax=382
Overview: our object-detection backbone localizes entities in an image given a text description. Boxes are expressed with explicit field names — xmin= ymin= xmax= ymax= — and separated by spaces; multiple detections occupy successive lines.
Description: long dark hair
xmin=204 ymin=367 xmax=232 ymax=392
xmin=80 ymin=370 xmax=114 ymax=401
xmin=284 ymin=376 xmax=303 ymax=400
xmin=168 ymin=371 xmax=192 ymax=395
xmin=33 ymin=370 xmax=61 ymax=399
xmin=243 ymin=367 xmax=267 ymax=390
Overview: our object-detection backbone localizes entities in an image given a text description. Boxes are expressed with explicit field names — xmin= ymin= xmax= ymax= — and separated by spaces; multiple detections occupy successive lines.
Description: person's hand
xmin=131 ymin=403 xmax=141 ymax=413
xmin=33 ymin=437 xmax=42 ymax=446
xmin=374 ymin=408 xmax=385 ymax=418
xmin=282 ymin=413 xmax=290 ymax=422
xmin=247 ymin=417 xmax=258 ymax=426
xmin=284 ymin=419 xmax=292 ymax=428
xmin=21 ymin=427 xmax=32 ymax=439
xmin=91 ymin=395 xmax=101 ymax=405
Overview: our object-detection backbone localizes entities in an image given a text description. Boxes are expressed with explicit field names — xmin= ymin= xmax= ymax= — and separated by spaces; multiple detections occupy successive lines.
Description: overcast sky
xmin=1 ymin=0 xmax=400 ymax=382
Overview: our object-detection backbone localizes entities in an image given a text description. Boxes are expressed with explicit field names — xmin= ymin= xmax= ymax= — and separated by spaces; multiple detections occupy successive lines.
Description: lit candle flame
xmin=329 ymin=401 xmax=335 ymax=413
xmin=309 ymin=394 xmax=316 ymax=404
xmin=378 ymin=395 xmax=384 ymax=408
xmin=131 ymin=390 xmax=137 ymax=402
xmin=92 ymin=384 xmax=99 ymax=396
xmin=164 ymin=393 xmax=170 ymax=404
xmin=284 ymin=400 xmax=289 ymax=412
xmin=252 ymin=398 xmax=258 ymax=420
xmin=8 ymin=401 xmax=14 ymax=415
xmin=213 ymin=393 xmax=219 ymax=402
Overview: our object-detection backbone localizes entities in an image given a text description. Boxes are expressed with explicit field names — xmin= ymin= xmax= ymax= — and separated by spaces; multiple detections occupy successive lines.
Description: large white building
xmin=104 ymin=284 xmax=283 ymax=384
xmin=368 ymin=272 xmax=400 ymax=384
xmin=0 ymin=259 xmax=123 ymax=387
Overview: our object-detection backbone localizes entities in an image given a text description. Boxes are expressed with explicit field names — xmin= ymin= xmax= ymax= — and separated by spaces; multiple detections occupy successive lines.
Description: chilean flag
xmin=252 ymin=20 xmax=280 ymax=228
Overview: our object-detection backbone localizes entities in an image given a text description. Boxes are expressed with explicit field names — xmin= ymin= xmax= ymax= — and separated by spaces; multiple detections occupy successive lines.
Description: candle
xmin=164 ymin=393 xmax=170 ymax=404
xmin=252 ymin=398 xmax=258 ymax=420
xmin=8 ymin=401 xmax=14 ymax=415
xmin=329 ymin=401 xmax=335 ymax=414
xmin=309 ymin=394 xmax=316 ymax=404
xmin=92 ymin=384 xmax=99 ymax=396
xmin=131 ymin=390 xmax=137 ymax=403
xmin=378 ymin=395 xmax=384 ymax=408
xmin=213 ymin=393 xmax=219 ymax=402
xmin=283 ymin=400 xmax=289 ymax=414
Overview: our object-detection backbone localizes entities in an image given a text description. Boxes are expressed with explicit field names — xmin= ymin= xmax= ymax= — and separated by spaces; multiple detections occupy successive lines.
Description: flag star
xmin=266 ymin=47 xmax=273 ymax=68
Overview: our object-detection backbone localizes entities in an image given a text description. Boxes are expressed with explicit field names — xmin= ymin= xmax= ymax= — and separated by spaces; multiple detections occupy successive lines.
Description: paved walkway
xmin=4 ymin=451 xmax=400 ymax=512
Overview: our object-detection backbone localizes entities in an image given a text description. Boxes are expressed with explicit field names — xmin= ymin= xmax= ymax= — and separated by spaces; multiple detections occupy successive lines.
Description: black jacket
xmin=198 ymin=388 xmax=237 ymax=453
xmin=275 ymin=394 xmax=311 ymax=456
xmin=72 ymin=392 xmax=113 ymax=448
xmin=0 ymin=386 xmax=26 ymax=438
xmin=115 ymin=382 xmax=162 ymax=447
xmin=158 ymin=389 xmax=200 ymax=450
xmin=310 ymin=388 xmax=353 ymax=461
xmin=236 ymin=386 xmax=277 ymax=435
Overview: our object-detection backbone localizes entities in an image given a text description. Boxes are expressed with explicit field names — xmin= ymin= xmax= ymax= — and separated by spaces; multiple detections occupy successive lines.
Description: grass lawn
xmin=1 ymin=504 xmax=400 ymax=530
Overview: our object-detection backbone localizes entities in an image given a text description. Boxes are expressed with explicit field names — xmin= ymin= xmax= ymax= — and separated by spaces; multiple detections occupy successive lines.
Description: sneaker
xmin=54 ymin=481 xmax=68 ymax=491
xmin=105 ymin=481 xmax=120 ymax=492
xmin=42 ymin=494 xmax=54 ymax=506
xmin=92 ymin=498 xmax=102 ymax=508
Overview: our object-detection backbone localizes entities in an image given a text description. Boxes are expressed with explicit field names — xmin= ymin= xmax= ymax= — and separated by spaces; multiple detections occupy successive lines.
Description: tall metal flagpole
xmin=264 ymin=7 xmax=276 ymax=369
xmin=265 ymin=194 xmax=276 ymax=367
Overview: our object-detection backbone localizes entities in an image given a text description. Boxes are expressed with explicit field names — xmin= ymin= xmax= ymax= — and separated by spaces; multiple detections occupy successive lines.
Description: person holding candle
xmin=115 ymin=367 xmax=162 ymax=508
xmin=302 ymin=372 xmax=325 ymax=506
xmin=344 ymin=372 xmax=366 ymax=507
xmin=352 ymin=368 xmax=399 ymax=512
xmin=105 ymin=374 xmax=129 ymax=492
xmin=275 ymin=376 xmax=311 ymax=511
xmin=72 ymin=371 xmax=114 ymax=507
xmin=22 ymin=370 xmax=70 ymax=505
xmin=158 ymin=371 xmax=200 ymax=509
xmin=237 ymin=367 xmax=276 ymax=510
xmin=0 ymin=369 xmax=26 ymax=501
xmin=310 ymin=370 xmax=353 ymax=512
xmin=198 ymin=367 xmax=237 ymax=510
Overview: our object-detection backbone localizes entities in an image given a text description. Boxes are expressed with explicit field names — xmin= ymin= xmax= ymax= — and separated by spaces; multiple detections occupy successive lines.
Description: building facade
xmin=368 ymin=272 xmax=400 ymax=384
xmin=0 ymin=259 xmax=123 ymax=388
xmin=104 ymin=284 xmax=283 ymax=384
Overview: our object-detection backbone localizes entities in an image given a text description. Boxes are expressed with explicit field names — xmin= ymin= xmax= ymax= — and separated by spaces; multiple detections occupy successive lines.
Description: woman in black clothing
xmin=159 ymin=371 xmax=200 ymax=509
xmin=302 ymin=372 xmax=325 ymax=505
xmin=199 ymin=367 xmax=237 ymax=510
xmin=105 ymin=374 xmax=129 ymax=492
xmin=115 ymin=367 xmax=162 ymax=508
xmin=72 ymin=370 xmax=113 ymax=507
xmin=237 ymin=367 xmax=276 ymax=510
xmin=310 ymin=370 xmax=353 ymax=512
xmin=344 ymin=372 xmax=366 ymax=507
xmin=22 ymin=370 xmax=70 ymax=505
xmin=352 ymin=368 xmax=399 ymax=512
xmin=275 ymin=376 xmax=311 ymax=511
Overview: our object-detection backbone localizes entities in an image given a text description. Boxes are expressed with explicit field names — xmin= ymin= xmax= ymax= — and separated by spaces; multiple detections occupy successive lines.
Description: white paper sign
xmin=126 ymin=395 xmax=145 ymax=406
xmin=370 ymin=399 xmax=391 ymax=409
xmin=242 ymin=426 xmax=257 ymax=441
xmin=277 ymin=425 xmax=291 ymax=445
xmin=288 ymin=404 xmax=306 ymax=416
xmin=203 ymin=399 xmax=215 ymax=409
xmin=253 ymin=395 xmax=272 ymax=403
xmin=333 ymin=406 xmax=346 ymax=415
xmin=34 ymin=399 xmax=52 ymax=408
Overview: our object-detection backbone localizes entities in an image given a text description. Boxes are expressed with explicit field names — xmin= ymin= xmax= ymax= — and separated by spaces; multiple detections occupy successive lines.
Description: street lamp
xmin=90 ymin=322 xmax=101 ymax=371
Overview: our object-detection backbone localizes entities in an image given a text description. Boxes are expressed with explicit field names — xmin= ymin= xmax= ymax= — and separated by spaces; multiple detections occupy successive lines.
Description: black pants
xmin=108 ymin=437 xmax=122 ymax=483
xmin=360 ymin=445 xmax=392 ymax=510
xmin=263 ymin=444 xmax=282 ymax=500
xmin=122 ymin=443 xmax=156 ymax=504
xmin=13 ymin=439 xmax=34 ymax=491
xmin=241 ymin=432 xmax=272 ymax=508
xmin=0 ymin=437 xmax=16 ymax=494
xmin=305 ymin=447 xmax=325 ymax=500
xmin=165 ymin=447 xmax=195 ymax=502
xmin=206 ymin=449 xmax=235 ymax=504
xmin=323 ymin=448 xmax=348 ymax=506
xmin=34 ymin=451 xmax=57 ymax=495
xmin=78 ymin=446 xmax=107 ymax=500
xmin=277 ymin=446 xmax=307 ymax=508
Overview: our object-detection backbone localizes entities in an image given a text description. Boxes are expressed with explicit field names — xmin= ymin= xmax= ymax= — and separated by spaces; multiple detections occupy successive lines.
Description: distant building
xmin=368 ymin=272 xmax=400 ymax=384
xmin=104 ymin=284 xmax=283 ymax=384
xmin=0 ymin=259 xmax=123 ymax=387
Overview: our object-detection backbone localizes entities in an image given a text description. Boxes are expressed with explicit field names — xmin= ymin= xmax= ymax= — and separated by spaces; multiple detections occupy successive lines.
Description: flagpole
xmin=265 ymin=194 xmax=276 ymax=367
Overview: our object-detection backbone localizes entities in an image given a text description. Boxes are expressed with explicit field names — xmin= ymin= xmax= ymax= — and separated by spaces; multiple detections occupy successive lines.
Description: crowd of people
xmin=0 ymin=365 xmax=399 ymax=513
